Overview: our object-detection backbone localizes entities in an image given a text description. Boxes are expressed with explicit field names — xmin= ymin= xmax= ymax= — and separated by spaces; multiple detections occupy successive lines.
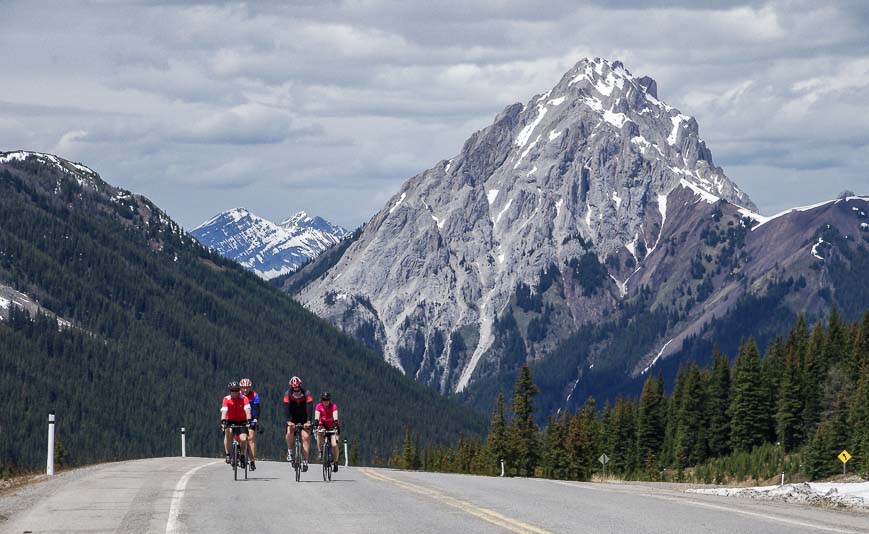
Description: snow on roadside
xmin=689 ymin=482 xmax=869 ymax=510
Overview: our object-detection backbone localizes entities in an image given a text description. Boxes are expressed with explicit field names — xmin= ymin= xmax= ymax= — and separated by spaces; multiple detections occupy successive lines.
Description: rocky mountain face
xmin=289 ymin=58 xmax=868 ymax=405
xmin=191 ymin=209 xmax=348 ymax=279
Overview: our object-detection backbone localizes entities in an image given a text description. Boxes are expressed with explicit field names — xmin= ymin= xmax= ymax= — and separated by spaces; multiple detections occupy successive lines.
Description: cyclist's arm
xmin=314 ymin=405 xmax=321 ymax=426
xmin=220 ymin=398 xmax=229 ymax=425
xmin=332 ymin=407 xmax=339 ymax=427
xmin=251 ymin=392 xmax=261 ymax=419
xmin=283 ymin=393 xmax=291 ymax=422
xmin=306 ymin=392 xmax=314 ymax=424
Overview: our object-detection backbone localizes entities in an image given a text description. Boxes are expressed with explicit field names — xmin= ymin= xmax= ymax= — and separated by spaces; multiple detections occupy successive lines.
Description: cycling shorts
xmin=226 ymin=421 xmax=248 ymax=435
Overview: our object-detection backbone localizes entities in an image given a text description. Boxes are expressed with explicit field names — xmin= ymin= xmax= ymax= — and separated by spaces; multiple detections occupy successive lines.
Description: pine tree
xmin=483 ymin=392 xmax=508 ymax=475
xmin=636 ymin=373 xmax=665 ymax=476
xmin=706 ymin=348 xmax=731 ymax=457
xmin=802 ymin=321 xmax=827 ymax=438
xmin=674 ymin=364 xmax=708 ymax=467
xmin=729 ymin=338 xmax=771 ymax=452
xmin=506 ymin=365 xmax=540 ymax=477
xmin=775 ymin=348 xmax=804 ymax=451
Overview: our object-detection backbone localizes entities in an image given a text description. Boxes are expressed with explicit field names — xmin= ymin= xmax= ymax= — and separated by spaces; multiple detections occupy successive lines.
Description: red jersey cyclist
xmin=283 ymin=376 xmax=314 ymax=471
xmin=220 ymin=381 xmax=251 ymax=466
xmin=313 ymin=391 xmax=341 ymax=472
xmin=239 ymin=378 xmax=260 ymax=471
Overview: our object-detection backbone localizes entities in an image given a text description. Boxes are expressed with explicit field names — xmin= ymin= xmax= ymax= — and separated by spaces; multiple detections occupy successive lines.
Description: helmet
xmin=239 ymin=378 xmax=252 ymax=388
xmin=289 ymin=376 xmax=302 ymax=388
xmin=320 ymin=391 xmax=331 ymax=401
xmin=228 ymin=381 xmax=241 ymax=391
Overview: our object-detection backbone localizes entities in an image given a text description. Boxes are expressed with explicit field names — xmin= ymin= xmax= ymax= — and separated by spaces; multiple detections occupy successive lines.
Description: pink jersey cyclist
xmin=315 ymin=400 xmax=339 ymax=429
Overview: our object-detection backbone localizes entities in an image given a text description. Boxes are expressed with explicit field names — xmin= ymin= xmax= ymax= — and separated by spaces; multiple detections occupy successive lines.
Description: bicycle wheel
xmin=322 ymin=444 xmax=329 ymax=481
xmin=294 ymin=437 xmax=302 ymax=482
xmin=232 ymin=441 xmax=239 ymax=481
xmin=244 ymin=446 xmax=249 ymax=480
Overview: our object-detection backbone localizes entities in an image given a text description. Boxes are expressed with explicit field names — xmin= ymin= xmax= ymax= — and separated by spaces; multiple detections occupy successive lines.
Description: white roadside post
xmin=181 ymin=427 xmax=186 ymax=458
xmin=500 ymin=458 xmax=505 ymax=477
xmin=47 ymin=412 xmax=55 ymax=476
xmin=344 ymin=439 xmax=349 ymax=467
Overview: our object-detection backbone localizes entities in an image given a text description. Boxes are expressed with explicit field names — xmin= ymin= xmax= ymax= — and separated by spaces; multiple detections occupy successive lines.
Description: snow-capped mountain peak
xmin=191 ymin=208 xmax=348 ymax=280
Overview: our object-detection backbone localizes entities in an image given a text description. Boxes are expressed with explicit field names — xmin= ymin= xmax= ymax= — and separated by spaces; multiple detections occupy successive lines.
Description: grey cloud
xmin=1 ymin=0 xmax=868 ymax=231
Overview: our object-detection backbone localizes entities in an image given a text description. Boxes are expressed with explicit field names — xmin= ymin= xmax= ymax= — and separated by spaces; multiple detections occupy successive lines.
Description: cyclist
xmin=313 ymin=391 xmax=341 ymax=472
xmin=220 ymin=381 xmax=251 ymax=466
xmin=283 ymin=376 xmax=313 ymax=471
xmin=239 ymin=378 xmax=260 ymax=471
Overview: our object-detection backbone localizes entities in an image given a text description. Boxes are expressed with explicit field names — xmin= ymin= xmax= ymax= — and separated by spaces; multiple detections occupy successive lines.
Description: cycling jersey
xmin=242 ymin=390 xmax=261 ymax=419
xmin=315 ymin=402 xmax=339 ymax=429
xmin=222 ymin=394 xmax=250 ymax=422
xmin=283 ymin=389 xmax=313 ymax=424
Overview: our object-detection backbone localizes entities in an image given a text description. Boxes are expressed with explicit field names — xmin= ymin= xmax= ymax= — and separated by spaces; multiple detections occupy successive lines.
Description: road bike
xmin=288 ymin=423 xmax=307 ymax=482
xmin=225 ymin=424 xmax=249 ymax=481
xmin=317 ymin=427 xmax=339 ymax=482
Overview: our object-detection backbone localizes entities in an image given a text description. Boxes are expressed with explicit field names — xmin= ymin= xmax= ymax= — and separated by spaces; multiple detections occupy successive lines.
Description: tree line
xmin=394 ymin=310 xmax=868 ymax=483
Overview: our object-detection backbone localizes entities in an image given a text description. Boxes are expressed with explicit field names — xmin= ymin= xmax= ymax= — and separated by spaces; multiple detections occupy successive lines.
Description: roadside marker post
xmin=47 ymin=412 xmax=55 ymax=476
xmin=181 ymin=427 xmax=186 ymax=457
xmin=344 ymin=439 xmax=349 ymax=467
xmin=500 ymin=458 xmax=505 ymax=477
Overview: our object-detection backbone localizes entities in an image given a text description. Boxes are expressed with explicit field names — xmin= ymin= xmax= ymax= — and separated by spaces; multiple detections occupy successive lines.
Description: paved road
xmin=1 ymin=458 xmax=866 ymax=533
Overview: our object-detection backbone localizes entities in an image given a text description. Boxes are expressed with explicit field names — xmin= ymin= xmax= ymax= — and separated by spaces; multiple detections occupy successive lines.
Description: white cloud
xmin=0 ymin=0 xmax=867 ymax=229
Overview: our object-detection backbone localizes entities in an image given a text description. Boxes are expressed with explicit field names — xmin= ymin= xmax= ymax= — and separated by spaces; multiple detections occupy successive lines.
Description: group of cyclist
xmin=220 ymin=376 xmax=341 ymax=473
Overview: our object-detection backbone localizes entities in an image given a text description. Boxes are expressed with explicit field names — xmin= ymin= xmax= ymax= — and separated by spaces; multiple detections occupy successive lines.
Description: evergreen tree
xmin=506 ymin=365 xmax=540 ymax=477
xmin=568 ymin=397 xmax=601 ymax=480
xmin=674 ymin=364 xmax=708 ymax=467
xmin=636 ymin=373 xmax=665 ymax=476
xmin=483 ymin=392 xmax=508 ymax=475
xmin=706 ymin=348 xmax=731 ymax=457
xmin=729 ymin=338 xmax=771 ymax=452
xmin=802 ymin=321 xmax=827 ymax=438
xmin=775 ymin=348 xmax=804 ymax=451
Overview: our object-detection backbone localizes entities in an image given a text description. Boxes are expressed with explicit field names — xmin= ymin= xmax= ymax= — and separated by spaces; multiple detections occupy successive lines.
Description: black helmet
xmin=228 ymin=381 xmax=241 ymax=391
xmin=320 ymin=391 xmax=331 ymax=401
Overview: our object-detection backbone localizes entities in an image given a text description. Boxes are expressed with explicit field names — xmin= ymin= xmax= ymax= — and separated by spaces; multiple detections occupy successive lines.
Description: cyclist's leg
xmin=285 ymin=423 xmax=295 ymax=448
xmin=239 ymin=431 xmax=248 ymax=455
xmin=301 ymin=428 xmax=311 ymax=461
xmin=248 ymin=428 xmax=256 ymax=461
xmin=315 ymin=431 xmax=324 ymax=459
xmin=330 ymin=433 xmax=339 ymax=463
xmin=224 ymin=427 xmax=233 ymax=455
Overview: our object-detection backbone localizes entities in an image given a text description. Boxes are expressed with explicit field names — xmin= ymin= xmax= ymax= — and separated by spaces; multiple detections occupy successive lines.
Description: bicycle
xmin=225 ymin=423 xmax=249 ymax=481
xmin=288 ymin=423 xmax=307 ymax=482
xmin=317 ymin=427 xmax=338 ymax=481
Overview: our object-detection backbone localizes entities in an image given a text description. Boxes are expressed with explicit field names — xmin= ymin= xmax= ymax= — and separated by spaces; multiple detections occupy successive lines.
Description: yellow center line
xmin=359 ymin=468 xmax=552 ymax=534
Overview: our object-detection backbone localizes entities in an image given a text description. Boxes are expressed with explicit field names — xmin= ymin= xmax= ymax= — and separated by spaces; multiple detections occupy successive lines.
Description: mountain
xmin=191 ymin=208 xmax=348 ymax=279
xmin=0 ymin=150 xmax=482 ymax=471
xmin=285 ymin=58 xmax=868 ymax=410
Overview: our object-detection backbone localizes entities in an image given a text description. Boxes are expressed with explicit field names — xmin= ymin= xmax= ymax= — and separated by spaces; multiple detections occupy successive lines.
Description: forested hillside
xmin=0 ymin=153 xmax=483 ymax=474
xmin=406 ymin=312 xmax=868 ymax=482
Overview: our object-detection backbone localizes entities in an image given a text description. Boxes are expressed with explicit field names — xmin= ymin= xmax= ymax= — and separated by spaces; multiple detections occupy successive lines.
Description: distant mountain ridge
xmin=285 ymin=58 xmax=868 ymax=411
xmin=191 ymin=208 xmax=348 ymax=279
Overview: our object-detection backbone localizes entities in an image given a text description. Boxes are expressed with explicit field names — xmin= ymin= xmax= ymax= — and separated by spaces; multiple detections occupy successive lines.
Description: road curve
xmin=1 ymin=457 xmax=866 ymax=533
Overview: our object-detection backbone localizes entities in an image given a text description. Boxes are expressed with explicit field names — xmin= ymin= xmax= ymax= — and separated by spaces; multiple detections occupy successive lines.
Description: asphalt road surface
xmin=1 ymin=457 xmax=866 ymax=533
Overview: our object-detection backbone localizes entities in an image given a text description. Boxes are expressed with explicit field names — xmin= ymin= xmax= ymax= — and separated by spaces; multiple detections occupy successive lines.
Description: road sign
xmin=598 ymin=453 xmax=609 ymax=466
xmin=838 ymin=450 xmax=851 ymax=464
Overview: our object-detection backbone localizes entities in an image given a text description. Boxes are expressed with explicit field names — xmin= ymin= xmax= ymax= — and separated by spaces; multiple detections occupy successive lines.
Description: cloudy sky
xmin=1 ymin=1 xmax=867 ymax=230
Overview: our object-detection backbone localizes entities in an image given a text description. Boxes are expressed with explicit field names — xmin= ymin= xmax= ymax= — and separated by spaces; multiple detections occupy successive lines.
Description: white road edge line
xmin=653 ymin=496 xmax=856 ymax=534
xmin=540 ymin=479 xmax=855 ymax=534
xmin=165 ymin=461 xmax=220 ymax=534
